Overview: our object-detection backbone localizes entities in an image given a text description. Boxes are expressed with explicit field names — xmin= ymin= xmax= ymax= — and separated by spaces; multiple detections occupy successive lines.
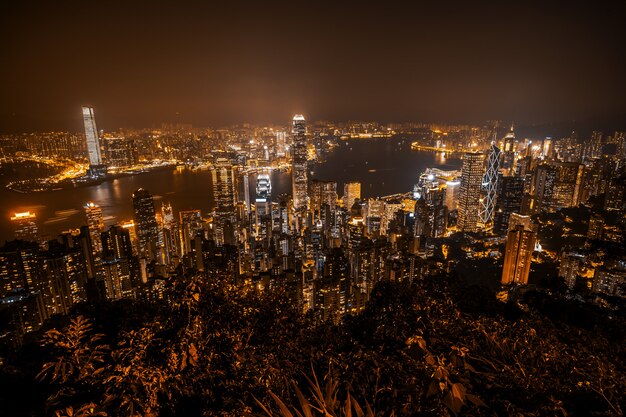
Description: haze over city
xmin=2 ymin=0 xmax=626 ymax=132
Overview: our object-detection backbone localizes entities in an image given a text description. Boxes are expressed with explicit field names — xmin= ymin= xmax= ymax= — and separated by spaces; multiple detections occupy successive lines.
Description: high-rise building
xmin=501 ymin=221 xmax=536 ymax=285
xmin=179 ymin=210 xmax=203 ymax=255
xmin=275 ymin=131 xmax=287 ymax=158
xmin=493 ymin=175 xmax=524 ymax=235
xmin=457 ymin=152 xmax=484 ymax=232
xmin=479 ymin=144 xmax=501 ymax=225
xmin=11 ymin=212 xmax=40 ymax=243
xmin=211 ymin=158 xmax=237 ymax=246
xmin=211 ymin=158 xmax=237 ymax=215
xmin=132 ymin=188 xmax=160 ymax=260
xmin=534 ymin=161 xmax=584 ymax=212
xmin=310 ymin=180 xmax=338 ymax=217
xmin=84 ymin=202 xmax=105 ymax=254
xmin=160 ymin=202 xmax=179 ymax=263
xmin=343 ymin=181 xmax=361 ymax=208
xmin=291 ymin=115 xmax=308 ymax=211
xmin=81 ymin=106 xmax=106 ymax=176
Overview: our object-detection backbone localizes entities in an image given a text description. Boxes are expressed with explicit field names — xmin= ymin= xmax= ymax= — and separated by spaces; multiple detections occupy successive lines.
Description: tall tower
xmin=132 ymin=188 xmax=160 ymax=260
xmin=84 ymin=202 xmax=105 ymax=254
xmin=457 ymin=152 xmax=485 ymax=232
xmin=211 ymin=158 xmax=237 ymax=245
xmin=82 ymin=106 xmax=106 ymax=176
xmin=291 ymin=114 xmax=308 ymax=211
xmin=479 ymin=144 xmax=501 ymax=225
xmin=501 ymin=222 xmax=536 ymax=285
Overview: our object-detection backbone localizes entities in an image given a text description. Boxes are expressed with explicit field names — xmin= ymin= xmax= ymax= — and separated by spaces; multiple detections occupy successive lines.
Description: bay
xmin=0 ymin=138 xmax=460 ymax=242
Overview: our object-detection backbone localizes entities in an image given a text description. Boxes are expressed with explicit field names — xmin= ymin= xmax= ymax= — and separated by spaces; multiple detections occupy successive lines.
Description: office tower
xmin=444 ymin=179 xmax=460 ymax=211
xmin=507 ymin=213 xmax=534 ymax=233
xmin=501 ymin=222 xmax=536 ymax=285
xmin=132 ymin=188 xmax=160 ymax=260
xmin=493 ymin=175 xmax=524 ymax=235
xmin=11 ymin=212 xmax=40 ymax=243
xmin=243 ymin=173 xmax=251 ymax=215
xmin=534 ymin=161 xmax=584 ymax=212
xmin=291 ymin=114 xmax=308 ymax=211
xmin=84 ymin=202 xmax=105 ymax=254
xmin=479 ymin=144 xmax=501 ymax=225
xmin=211 ymin=158 xmax=237 ymax=246
xmin=160 ymin=202 xmax=179 ymax=263
xmin=211 ymin=158 xmax=237 ymax=215
xmin=542 ymin=137 xmax=553 ymax=159
xmin=179 ymin=210 xmax=204 ymax=255
xmin=310 ymin=180 xmax=338 ymax=217
xmin=255 ymin=174 xmax=272 ymax=239
xmin=343 ymin=181 xmax=361 ymax=208
xmin=500 ymin=126 xmax=517 ymax=174
xmin=100 ymin=225 xmax=137 ymax=300
xmin=457 ymin=152 xmax=484 ymax=232
xmin=275 ymin=131 xmax=287 ymax=158
xmin=82 ymin=106 xmax=106 ymax=176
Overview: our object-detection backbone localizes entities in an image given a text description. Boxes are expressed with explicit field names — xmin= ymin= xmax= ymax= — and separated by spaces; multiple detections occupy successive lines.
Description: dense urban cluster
xmin=0 ymin=110 xmax=625 ymax=415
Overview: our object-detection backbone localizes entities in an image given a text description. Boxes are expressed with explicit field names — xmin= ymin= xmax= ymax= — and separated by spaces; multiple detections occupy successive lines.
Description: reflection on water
xmin=0 ymin=140 xmax=460 ymax=242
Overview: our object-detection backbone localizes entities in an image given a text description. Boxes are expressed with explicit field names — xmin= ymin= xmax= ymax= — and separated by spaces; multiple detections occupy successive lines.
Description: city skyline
xmin=1 ymin=2 xmax=625 ymax=416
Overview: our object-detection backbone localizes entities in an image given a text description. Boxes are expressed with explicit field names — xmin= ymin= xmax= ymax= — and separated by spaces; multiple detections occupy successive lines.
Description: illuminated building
xmin=84 ymin=202 xmax=105 ymax=254
xmin=179 ymin=210 xmax=203 ymax=255
xmin=587 ymin=214 xmax=604 ymax=240
xmin=343 ymin=181 xmax=361 ymax=208
xmin=501 ymin=221 xmax=536 ymax=285
xmin=444 ymin=179 xmax=460 ymax=211
xmin=102 ymin=136 xmax=138 ymax=169
xmin=82 ymin=106 xmax=107 ymax=177
xmin=275 ymin=131 xmax=287 ymax=158
xmin=604 ymin=175 xmax=626 ymax=211
xmin=457 ymin=152 xmax=484 ymax=232
xmin=310 ymin=180 xmax=338 ymax=218
xmin=534 ymin=161 xmax=584 ymax=212
xmin=559 ymin=252 xmax=584 ymax=289
xmin=160 ymin=202 xmax=179 ymax=263
xmin=255 ymin=174 xmax=272 ymax=240
xmin=479 ymin=144 xmax=501 ymax=225
xmin=592 ymin=269 xmax=625 ymax=297
xmin=11 ymin=212 xmax=40 ymax=243
xmin=493 ymin=175 xmax=524 ymax=235
xmin=132 ymin=188 xmax=160 ymax=260
xmin=291 ymin=114 xmax=308 ymax=211
xmin=211 ymin=158 xmax=237 ymax=246
xmin=211 ymin=158 xmax=237 ymax=214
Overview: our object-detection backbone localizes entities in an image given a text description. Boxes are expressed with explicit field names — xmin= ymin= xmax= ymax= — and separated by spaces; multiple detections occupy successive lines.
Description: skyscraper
xmin=501 ymin=222 xmax=536 ymax=285
xmin=82 ymin=106 xmax=106 ymax=176
xmin=132 ymin=188 xmax=160 ymax=260
xmin=479 ymin=144 xmax=501 ymax=225
xmin=291 ymin=114 xmax=308 ymax=211
xmin=343 ymin=182 xmax=361 ymax=208
xmin=534 ymin=161 xmax=584 ymax=212
xmin=211 ymin=158 xmax=237 ymax=215
xmin=457 ymin=152 xmax=484 ymax=232
xmin=493 ymin=175 xmax=524 ymax=235
xmin=84 ymin=202 xmax=105 ymax=254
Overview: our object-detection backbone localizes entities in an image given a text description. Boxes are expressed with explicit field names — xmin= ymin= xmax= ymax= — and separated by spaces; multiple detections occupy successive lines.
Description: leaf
xmin=466 ymin=394 xmax=487 ymax=407
xmin=451 ymin=382 xmax=466 ymax=402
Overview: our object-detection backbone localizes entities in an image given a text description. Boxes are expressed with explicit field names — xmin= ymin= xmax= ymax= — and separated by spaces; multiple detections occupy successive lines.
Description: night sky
xmin=1 ymin=0 xmax=625 ymax=132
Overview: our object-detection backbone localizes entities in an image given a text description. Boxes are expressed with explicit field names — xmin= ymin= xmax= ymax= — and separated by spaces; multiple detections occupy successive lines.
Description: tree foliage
xmin=2 ymin=272 xmax=624 ymax=416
